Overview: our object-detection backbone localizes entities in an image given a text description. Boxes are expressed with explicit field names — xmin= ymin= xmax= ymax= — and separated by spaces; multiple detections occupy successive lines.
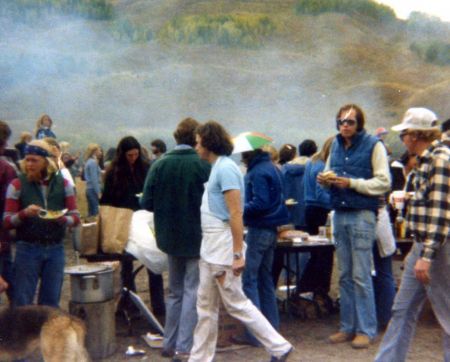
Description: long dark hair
xmin=106 ymin=136 xmax=149 ymax=197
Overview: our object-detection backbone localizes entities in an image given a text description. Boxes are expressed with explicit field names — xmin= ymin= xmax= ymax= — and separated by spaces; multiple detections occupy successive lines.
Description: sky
xmin=376 ymin=0 xmax=450 ymax=22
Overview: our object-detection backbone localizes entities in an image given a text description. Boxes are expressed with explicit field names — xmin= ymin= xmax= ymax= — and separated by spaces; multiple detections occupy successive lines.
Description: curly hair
xmin=196 ymin=121 xmax=234 ymax=156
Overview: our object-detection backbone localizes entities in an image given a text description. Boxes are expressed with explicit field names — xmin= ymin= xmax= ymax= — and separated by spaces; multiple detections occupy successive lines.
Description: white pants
xmin=189 ymin=259 xmax=292 ymax=362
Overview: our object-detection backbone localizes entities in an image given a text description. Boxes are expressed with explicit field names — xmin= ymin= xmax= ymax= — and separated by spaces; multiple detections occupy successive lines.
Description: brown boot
xmin=351 ymin=334 xmax=371 ymax=349
xmin=328 ymin=331 xmax=354 ymax=344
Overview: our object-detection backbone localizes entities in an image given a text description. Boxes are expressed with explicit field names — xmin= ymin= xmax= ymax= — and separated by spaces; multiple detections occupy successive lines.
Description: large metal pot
xmin=65 ymin=264 xmax=114 ymax=303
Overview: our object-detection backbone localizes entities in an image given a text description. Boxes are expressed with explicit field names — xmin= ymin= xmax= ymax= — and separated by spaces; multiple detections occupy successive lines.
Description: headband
xmin=25 ymin=144 xmax=50 ymax=157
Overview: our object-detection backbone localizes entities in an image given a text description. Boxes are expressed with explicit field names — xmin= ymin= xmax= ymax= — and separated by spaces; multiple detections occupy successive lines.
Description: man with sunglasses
xmin=318 ymin=104 xmax=391 ymax=349
xmin=375 ymin=108 xmax=449 ymax=362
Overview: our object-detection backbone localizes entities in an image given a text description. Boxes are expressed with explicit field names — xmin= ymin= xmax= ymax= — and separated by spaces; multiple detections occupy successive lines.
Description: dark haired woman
xmin=100 ymin=136 xmax=165 ymax=318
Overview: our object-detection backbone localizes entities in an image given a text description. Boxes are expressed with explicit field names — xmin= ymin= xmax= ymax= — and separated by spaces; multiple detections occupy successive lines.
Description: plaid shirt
xmin=407 ymin=138 xmax=450 ymax=258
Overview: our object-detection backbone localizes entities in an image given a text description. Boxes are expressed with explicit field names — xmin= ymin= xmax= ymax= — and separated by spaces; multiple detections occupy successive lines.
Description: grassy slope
xmin=118 ymin=0 xmax=450 ymax=117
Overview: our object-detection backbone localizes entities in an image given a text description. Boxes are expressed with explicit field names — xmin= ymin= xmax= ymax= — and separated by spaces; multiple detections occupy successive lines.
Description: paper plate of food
xmin=38 ymin=208 xmax=68 ymax=220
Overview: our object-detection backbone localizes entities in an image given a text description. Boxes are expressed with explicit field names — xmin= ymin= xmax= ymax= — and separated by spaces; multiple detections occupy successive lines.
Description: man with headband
xmin=3 ymin=140 xmax=80 ymax=307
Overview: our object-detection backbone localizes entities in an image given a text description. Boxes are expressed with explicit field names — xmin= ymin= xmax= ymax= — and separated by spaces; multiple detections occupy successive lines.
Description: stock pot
xmin=64 ymin=264 xmax=114 ymax=303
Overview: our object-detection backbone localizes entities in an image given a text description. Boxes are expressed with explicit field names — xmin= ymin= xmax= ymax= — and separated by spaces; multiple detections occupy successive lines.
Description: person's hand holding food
xmin=317 ymin=170 xmax=337 ymax=186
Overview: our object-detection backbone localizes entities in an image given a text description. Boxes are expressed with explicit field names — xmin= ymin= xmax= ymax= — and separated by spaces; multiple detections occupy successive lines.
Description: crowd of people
xmin=0 ymin=105 xmax=448 ymax=362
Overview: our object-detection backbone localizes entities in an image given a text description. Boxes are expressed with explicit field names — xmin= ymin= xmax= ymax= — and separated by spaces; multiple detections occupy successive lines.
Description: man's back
xmin=141 ymin=148 xmax=210 ymax=257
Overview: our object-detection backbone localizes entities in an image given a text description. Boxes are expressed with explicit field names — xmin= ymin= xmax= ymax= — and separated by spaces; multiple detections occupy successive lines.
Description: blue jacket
xmin=36 ymin=128 xmax=56 ymax=139
xmin=329 ymin=130 xmax=379 ymax=212
xmin=281 ymin=159 xmax=307 ymax=227
xmin=244 ymin=152 xmax=289 ymax=228
xmin=304 ymin=159 xmax=331 ymax=210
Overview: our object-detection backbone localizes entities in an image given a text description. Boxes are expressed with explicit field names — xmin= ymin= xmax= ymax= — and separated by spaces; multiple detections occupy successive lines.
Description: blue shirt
xmin=84 ymin=158 xmax=101 ymax=194
xmin=207 ymin=156 xmax=244 ymax=221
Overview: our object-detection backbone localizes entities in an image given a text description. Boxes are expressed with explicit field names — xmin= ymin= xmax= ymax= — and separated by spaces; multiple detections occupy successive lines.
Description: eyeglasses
xmin=337 ymin=119 xmax=357 ymax=127
xmin=399 ymin=131 xmax=411 ymax=141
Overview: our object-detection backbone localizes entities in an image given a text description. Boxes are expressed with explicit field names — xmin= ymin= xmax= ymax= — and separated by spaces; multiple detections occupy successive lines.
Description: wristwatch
xmin=233 ymin=252 xmax=243 ymax=260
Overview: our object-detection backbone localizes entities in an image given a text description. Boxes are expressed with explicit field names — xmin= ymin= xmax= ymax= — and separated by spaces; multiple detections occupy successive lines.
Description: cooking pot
xmin=65 ymin=264 xmax=114 ymax=303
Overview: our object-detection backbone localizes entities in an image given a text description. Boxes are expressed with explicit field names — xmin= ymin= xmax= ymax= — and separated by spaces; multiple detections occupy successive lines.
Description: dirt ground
xmin=51 ymin=233 xmax=447 ymax=362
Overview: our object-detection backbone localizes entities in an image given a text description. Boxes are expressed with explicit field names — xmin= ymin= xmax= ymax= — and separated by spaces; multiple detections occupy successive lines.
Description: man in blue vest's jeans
xmin=318 ymin=104 xmax=391 ymax=349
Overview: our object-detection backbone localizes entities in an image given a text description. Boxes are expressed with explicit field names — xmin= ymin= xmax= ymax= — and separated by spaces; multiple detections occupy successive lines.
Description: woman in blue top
xmin=83 ymin=143 xmax=102 ymax=216
xmin=298 ymin=136 xmax=334 ymax=299
xmin=35 ymin=114 xmax=56 ymax=139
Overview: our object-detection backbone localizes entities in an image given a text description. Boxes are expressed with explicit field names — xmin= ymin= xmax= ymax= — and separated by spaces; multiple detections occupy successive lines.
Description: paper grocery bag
xmin=79 ymin=219 xmax=100 ymax=255
xmin=99 ymin=205 xmax=133 ymax=254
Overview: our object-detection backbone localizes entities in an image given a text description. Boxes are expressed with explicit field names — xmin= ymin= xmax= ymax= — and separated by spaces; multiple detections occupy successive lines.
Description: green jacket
xmin=141 ymin=148 xmax=210 ymax=257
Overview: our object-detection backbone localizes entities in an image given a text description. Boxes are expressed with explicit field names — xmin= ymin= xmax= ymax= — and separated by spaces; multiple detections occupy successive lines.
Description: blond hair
xmin=19 ymin=131 xmax=32 ymax=143
xmin=19 ymin=139 xmax=58 ymax=176
xmin=311 ymin=136 xmax=334 ymax=163
xmin=59 ymin=141 xmax=70 ymax=154
xmin=262 ymin=144 xmax=279 ymax=163
xmin=84 ymin=143 xmax=100 ymax=160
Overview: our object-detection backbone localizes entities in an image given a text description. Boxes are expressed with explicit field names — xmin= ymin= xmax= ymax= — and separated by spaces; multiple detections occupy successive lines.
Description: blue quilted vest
xmin=329 ymin=130 xmax=379 ymax=212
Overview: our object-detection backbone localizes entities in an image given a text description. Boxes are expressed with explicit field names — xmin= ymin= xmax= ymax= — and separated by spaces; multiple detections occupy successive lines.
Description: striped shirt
xmin=0 ymin=159 xmax=17 ymax=253
xmin=4 ymin=177 xmax=80 ymax=229
xmin=407 ymin=139 xmax=450 ymax=257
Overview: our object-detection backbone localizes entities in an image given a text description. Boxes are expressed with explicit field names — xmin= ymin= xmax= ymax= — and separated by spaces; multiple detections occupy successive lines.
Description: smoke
xmin=0 ymin=8 xmax=431 ymax=153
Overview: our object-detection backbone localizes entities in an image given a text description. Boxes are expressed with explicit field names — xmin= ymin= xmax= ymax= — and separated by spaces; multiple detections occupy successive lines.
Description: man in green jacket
xmin=141 ymin=118 xmax=210 ymax=361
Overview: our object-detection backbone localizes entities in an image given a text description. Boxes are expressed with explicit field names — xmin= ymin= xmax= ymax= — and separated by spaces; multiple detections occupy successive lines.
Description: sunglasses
xmin=337 ymin=119 xmax=357 ymax=127
xmin=399 ymin=131 xmax=411 ymax=141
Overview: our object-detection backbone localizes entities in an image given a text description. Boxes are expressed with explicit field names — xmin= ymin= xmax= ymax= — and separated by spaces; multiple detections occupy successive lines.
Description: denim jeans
xmin=13 ymin=241 xmax=65 ymax=307
xmin=189 ymin=260 xmax=292 ymax=362
xmin=243 ymin=227 xmax=279 ymax=339
xmin=375 ymin=241 xmax=450 ymax=362
xmin=86 ymin=188 xmax=99 ymax=217
xmin=163 ymin=255 xmax=199 ymax=354
xmin=334 ymin=209 xmax=377 ymax=338
xmin=372 ymin=243 xmax=396 ymax=329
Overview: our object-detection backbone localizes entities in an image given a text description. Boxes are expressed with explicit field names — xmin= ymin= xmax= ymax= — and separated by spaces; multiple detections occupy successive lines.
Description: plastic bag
xmin=126 ymin=210 xmax=168 ymax=274
xmin=376 ymin=206 xmax=396 ymax=258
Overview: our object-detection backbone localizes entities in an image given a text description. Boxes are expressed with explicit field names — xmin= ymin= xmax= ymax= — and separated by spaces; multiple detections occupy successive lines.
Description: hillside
xmin=1 ymin=0 xmax=450 ymax=151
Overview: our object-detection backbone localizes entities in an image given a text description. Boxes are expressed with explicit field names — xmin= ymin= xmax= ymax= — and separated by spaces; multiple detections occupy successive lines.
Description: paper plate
xmin=39 ymin=208 xmax=68 ymax=220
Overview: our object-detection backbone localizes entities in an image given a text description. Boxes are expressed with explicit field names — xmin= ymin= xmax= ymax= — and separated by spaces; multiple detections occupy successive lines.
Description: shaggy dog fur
xmin=0 ymin=305 xmax=89 ymax=362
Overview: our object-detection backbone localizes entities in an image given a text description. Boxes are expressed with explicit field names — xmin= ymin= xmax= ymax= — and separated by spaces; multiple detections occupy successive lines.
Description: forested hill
xmin=1 ymin=0 xmax=449 ymax=151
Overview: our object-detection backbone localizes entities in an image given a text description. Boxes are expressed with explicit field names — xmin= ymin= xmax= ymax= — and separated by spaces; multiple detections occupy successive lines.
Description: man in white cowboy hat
xmin=374 ymin=107 xmax=450 ymax=362
xmin=3 ymin=139 xmax=80 ymax=307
